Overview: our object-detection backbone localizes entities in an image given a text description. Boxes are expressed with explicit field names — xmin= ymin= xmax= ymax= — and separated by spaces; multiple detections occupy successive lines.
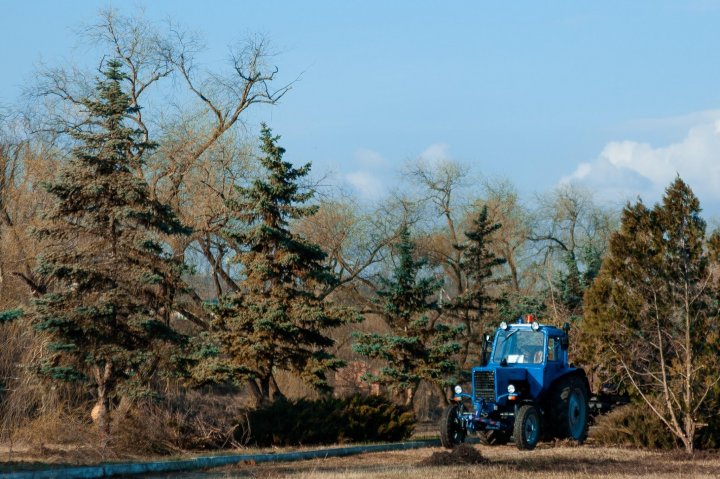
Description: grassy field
xmin=204 ymin=444 xmax=720 ymax=479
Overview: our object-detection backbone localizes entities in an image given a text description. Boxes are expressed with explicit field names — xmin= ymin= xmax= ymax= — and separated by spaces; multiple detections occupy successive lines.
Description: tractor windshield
xmin=492 ymin=329 xmax=545 ymax=364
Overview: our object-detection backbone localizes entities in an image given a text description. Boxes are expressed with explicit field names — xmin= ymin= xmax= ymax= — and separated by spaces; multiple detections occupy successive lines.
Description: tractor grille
xmin=473 ymin=370 xmax=495 ymax=402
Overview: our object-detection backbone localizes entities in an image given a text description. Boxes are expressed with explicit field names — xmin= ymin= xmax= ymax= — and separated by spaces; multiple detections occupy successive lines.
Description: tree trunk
xmin=269 ymin=374 xmax=285 ymax=402
xmin=436 ymin=383 xmax=450 ymax=406
xmin=405 ymin=382 xmax=420 ymax=408
xmin=683 ymin=419 xmax=696 ymax=453
xmin=247 ymin=379 xmax=264 ymax=407
xmin=91 ymin=363 xmax=113 ymax=445
xmin=507 ymin=254 xmax=520 ymax=292
xmin=258 ymin=376 xmax=271 ymax=404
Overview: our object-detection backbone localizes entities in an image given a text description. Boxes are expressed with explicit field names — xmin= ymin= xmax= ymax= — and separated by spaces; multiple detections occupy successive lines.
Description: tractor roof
xmin=500 ymin=322 xmax=566 ymax=337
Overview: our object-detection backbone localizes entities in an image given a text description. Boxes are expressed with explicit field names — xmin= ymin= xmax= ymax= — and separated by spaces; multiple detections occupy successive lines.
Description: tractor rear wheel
xmin=440 ymin=403 xmax=466 ymax=448
xmin=549 ymin=375 xmax=589 ymax=442
xmin=514 ymin=404 xmax=541 ymax=450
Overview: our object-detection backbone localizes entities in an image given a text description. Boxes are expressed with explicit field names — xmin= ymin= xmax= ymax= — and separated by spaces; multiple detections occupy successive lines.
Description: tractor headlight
xmin=500 ymin=321 xmax=508 ymax=330
xmin=454 ymin=385 xmax=463 ymax=395
xmin=531 ymin=321 xmax=540 ymax=331
xmin=507 ymin=384 xmax=516 ymax=394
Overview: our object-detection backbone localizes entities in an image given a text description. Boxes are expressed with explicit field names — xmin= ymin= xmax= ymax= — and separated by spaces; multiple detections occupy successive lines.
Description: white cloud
xmin=354 ymin=148 xmax=386 ymax=167
xmin=563 ymin=113 xmax=720 ymax=207
xmin=345 ymin=170 xmax=384 ymax=199
xmin=419 ymin=143 xmax=451 ymax=164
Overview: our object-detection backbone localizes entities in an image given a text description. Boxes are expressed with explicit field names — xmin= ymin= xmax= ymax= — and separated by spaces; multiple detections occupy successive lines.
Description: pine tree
xmin=206 ymin=125 xmax=351 ymax=403
xmin=353 ymin=225 xmax=462 ymax=406
xmin=581 ymin=177 xmax=720 ymax=453
xmin=451 ymin=205 xmax=505 ymax=365
xmin=32 ymin=60 xmax=189 ymax=438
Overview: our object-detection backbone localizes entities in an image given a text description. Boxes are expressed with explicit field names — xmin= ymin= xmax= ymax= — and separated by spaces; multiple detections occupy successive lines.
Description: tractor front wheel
xmin=514 ymin=404 xmax=541 ymax=450
xmin=440 ymin=403 xmax=466 ymax=448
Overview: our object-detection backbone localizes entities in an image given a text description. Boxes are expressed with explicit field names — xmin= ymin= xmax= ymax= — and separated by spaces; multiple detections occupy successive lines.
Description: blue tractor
xmin=440 ymin=315 xmax=590 ymax=450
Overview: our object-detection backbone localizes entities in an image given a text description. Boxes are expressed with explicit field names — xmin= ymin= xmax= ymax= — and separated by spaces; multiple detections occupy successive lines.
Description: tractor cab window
xmin=547 ymin=337 xmax=561 ymax=361
xmin=493 ymin=329 xmax=545 ymax=364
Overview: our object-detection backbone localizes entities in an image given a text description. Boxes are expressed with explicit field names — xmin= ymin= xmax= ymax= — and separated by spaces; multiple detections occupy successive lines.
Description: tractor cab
xmin=440 ymin=315 xmax=589 ymax=451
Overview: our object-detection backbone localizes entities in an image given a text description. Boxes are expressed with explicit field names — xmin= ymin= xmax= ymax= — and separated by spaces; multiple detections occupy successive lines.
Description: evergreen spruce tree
xmin=451 ymin=205 xmax=505 ymax=364
xmin=206 ymin=125 xmax=350 ymax=403
xmin=32 ymin=60 xmax=189 ymax=438
xmin=555 ymin=243 xmax=603 ymax=314
xmin=353 ymin=225 xmax=462 ymax=406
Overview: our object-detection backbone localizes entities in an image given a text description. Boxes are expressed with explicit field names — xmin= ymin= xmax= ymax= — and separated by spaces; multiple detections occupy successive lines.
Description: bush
xmin=245 ymin=394 xmax=415 ymax=446
xmin=695 ymin=413 xmax=720 ymax=450
xmin=592 ymin=403 xmax=678 ymax=450
xmin=113 ymin=391 xmax=246 ymax=454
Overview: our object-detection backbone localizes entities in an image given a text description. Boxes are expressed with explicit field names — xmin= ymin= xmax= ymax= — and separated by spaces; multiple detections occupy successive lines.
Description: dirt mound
xmin=418 ymin=444 xmax=489 ymax=466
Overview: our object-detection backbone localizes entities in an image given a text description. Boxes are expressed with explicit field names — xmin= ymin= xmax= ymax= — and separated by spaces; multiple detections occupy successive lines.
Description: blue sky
xmin=4 ymin=1 xmax=720 ymax=214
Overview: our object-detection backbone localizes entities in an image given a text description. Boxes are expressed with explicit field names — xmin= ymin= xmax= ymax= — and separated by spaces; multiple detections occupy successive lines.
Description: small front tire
xmin=440 ymin=403 xmax=466 ymax=448
xmin=514 ymin=404 xmax=541 ymax=451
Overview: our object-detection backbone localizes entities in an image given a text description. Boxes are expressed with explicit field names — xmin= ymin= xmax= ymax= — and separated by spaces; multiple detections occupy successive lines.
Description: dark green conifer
xmin=451 ymin=205 xmax=505 ymax=364
xmin=32 ymin=59 xmax=189 ymax=437
xmin=353 ymin=225 xmax=462 ymax=406
xmin=581 ymin=177 xmax=720 ymax=453
xmin=206 ymin=125 xmax=351 ymax=403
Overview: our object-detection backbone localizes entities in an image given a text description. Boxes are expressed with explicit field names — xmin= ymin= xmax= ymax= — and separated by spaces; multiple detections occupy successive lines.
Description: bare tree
xmin=529 ymin=183 xmax=616 ymax=317
xmin=480 ymin=179 xmax=531 ymax=293
xmin=293 ymin=200 xmax=401 ymax=304
xmin=25 ymin=10 xmax=294 ymax=326
xmin=0 ymin=121 xmax=59 ymax=301
xmin=405 ymin=158 xmax=470 ymax=297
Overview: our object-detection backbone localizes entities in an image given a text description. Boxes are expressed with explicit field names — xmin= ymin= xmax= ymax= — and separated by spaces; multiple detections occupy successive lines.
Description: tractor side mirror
xmin=481 ymin=333 xmax=492 ymax=365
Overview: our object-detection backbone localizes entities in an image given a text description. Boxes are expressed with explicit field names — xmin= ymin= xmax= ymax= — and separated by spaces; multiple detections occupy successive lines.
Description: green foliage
xmin=245 ymin=394 xmax=415 ymax=446
xmin=450 ymin=206 xmax=505 ymax=360
xmin=203 ymin=125 xmax=355 ymax=401
xmin=0 ymin=308 xmax=23 ymax=324
xmin=30 ymin=59 xmax=189 ymax=414
xmin=556 ymin=251 xmax=583 ymax=311
xmin=353 ymin=226 xmax=462 ymax=397
xmin=582 ymin=177 xmax=720 ymax=451
xmin=497 ymin=291 xmax=547 ymax=324
xmin=593 ymin=403 xmax=678 ymax=450
xmin=554 ymin=243 xmax=603 ymax=312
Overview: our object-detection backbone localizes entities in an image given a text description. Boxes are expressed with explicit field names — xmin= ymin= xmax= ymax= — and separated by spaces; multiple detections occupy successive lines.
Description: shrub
xmin=695 ymin=413 xmax=720 ymax=450
xmin=245 ymin=394 xmax=415 ymax=446
xmin=592 ymin=403 xmax=678 ymax=450
xmin=113 ymin=391 xmax=246 ymax=454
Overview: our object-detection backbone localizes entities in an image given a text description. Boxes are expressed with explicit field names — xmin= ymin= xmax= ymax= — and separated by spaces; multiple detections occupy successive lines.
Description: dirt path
xmin=145 ymin=444 xmax=720 ymax=479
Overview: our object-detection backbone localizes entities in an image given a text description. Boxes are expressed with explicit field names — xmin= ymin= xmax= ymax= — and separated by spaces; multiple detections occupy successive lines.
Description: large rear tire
xmin=440 ymin=403 xmax=466 ymax=448
xmin=549 ymin=375 xmax=589 ymax=442
xmin=514 ymin=404 xmax=541 ymax=451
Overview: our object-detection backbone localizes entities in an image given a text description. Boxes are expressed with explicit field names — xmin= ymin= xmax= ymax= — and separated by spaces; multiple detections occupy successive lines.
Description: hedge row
xmin=244 ymin=395 xmax=415 ymax=446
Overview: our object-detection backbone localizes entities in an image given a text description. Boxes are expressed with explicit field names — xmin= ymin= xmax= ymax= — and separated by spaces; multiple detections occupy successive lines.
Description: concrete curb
xmin=2 ymin=439 xmax=442 ymax=478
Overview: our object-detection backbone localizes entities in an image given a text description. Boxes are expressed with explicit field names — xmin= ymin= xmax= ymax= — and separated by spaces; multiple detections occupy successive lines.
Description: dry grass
xmin=211 ymin=445 xmax=720 ymax=479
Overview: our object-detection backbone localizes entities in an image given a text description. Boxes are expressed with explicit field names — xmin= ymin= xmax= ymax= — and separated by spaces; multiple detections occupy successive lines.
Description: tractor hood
xmin=473 ymin=365 xmax=544 ymax=406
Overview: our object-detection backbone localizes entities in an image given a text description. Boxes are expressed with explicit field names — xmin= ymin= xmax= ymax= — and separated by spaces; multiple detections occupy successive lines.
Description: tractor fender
xmin=552 ymin=368 xmax=590 ymax=391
